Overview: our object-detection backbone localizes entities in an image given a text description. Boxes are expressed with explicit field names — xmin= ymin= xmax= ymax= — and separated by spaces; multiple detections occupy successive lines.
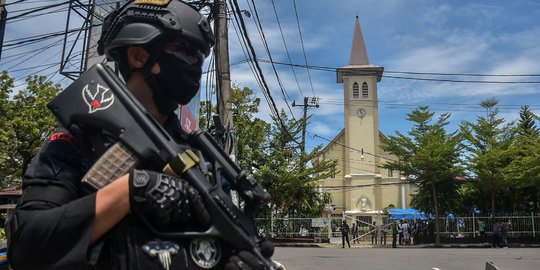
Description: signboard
xmin=178 ymin=91 xmax=200 ymax=133
xmin=311 ymin=218 xmax=325 ymax=228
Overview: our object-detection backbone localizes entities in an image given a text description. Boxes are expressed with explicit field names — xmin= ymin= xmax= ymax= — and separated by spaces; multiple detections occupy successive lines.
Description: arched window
xmin=352 ymin=82 xmax=359 ymax=99
xmin=362 ymin=82 xmax=369 ymax=98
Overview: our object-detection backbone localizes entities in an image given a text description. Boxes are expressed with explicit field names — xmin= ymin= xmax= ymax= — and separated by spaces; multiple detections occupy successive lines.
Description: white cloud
xmin=310 ymin=121 xmax=339 ymax=137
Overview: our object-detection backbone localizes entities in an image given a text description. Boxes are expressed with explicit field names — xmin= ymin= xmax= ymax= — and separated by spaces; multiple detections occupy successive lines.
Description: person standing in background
xmin=492 ymin=219 xmax=501 ymax=248
xmin=478 ymin=219 xmax=486 ymax=240
xmin=380 ymin=223 xmax=387 ymax=246
xmin=351 ymin=223 xmax=359 ymax=244
xmin=342 ymin=220 xmax=351 ymax=248
xmin=371 ymin=221 xmax=378 ymax=245
xmin=392 ymin=221 xmax=398 ymax=248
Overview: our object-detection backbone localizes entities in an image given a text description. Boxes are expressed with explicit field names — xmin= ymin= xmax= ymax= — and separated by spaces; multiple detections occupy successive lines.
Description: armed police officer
xmin=7 ymin=1 xmax=274 ymax=269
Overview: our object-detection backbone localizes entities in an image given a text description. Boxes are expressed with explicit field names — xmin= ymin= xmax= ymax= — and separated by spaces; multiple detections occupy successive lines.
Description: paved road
xmin=273 ymin=247 xmax=540 ymax=270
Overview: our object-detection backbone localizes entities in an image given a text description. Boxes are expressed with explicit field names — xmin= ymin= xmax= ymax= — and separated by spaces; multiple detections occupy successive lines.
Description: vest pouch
xmin=108 ymin=217 xmax=192 ymax=270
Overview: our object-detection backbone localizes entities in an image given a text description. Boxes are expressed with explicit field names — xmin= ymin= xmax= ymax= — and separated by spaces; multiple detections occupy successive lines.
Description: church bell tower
xmin=337 ymin=16 xmax=384 ymax=177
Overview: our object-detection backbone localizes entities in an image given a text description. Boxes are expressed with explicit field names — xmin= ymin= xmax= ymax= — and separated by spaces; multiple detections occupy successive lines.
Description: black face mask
xmin=154 ymin=53 xmax=203 ymax=105
xmin=134 ymin=48 xmax=204 ymax=116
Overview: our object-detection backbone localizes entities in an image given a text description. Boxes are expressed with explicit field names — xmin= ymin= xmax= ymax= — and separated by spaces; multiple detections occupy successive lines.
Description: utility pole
xmin=0 ymin=0 xmax=7 ymax=61
xmin=292 ymin=96 xmax=320 ymax=156
xmin=213 ymin=0 xmax=235 ymax=157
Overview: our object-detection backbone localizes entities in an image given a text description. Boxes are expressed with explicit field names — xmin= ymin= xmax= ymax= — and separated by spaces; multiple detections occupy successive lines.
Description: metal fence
xmin=434 ymin=213 xmax=540 ymax=238
xmin=255 ymin=213 xmax=540 ymax=240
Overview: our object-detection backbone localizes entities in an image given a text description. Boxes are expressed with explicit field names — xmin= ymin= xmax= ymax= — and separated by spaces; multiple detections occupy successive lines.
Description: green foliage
xmin=501 ymin=106 xmax=540 ymax=212
xmin=381 ymin=106 xmax=462 ymax=245
xmin=0 ymin=72 xmax=61 ymax=187
xmin=460 ymin=98 xmax=515 ymax=214
xmin=319 ymin=226 xmax=328 ymax=235
xmin=382 ymin=99 xmax=540 ymax=215
xmin=516 ymin=106 xmax=540 ymax=137
xmin=230 ymin=86 xmax=271 ymax=171
xmin=200 ymin=85 xmax=336 ymax=218
xmin=382 ymin=204 xmax=395 ymax=214
xmin=381 ymin=106 xmax=462 ymax=213
xmin=255 ymin=111 xmax=335 ymax=217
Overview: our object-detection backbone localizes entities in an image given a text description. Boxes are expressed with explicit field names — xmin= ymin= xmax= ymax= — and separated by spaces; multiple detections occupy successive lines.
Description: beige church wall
xmin=318 ymin=177 xmax=418 ymax=214
xmin=318 ymin=178 xmax=345 ymax=210
xmin=348 ymin=175 xmax=378 ymax=212
xmin=376 ymin=138 xmax=400 ymax=178
xmin=316 ymin=132 xmax=347 ymax=178
xmin=328 ymin=190 xmax=345 ymax=210
xmin=380 ymin=184 xmax=401 ymax=208
xmin=350 ymin=188 xmax=375 ymax=212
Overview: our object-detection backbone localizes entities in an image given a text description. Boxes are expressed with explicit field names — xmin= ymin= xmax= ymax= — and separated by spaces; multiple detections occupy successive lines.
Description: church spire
xmin=348 ymin=16 xmax=370 ymax=66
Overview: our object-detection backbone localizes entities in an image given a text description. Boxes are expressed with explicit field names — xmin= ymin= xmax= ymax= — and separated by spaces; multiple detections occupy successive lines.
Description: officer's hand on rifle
xmin=129 ymin=169 xmax=210 ymax=226
xmin=225 ymin=239 xmax=279 ymax=270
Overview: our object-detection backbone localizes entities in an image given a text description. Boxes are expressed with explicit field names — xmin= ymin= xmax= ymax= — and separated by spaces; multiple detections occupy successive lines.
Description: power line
xmin=292 ymin=0 xmax=315 ymax=96
xmin=246 ymin=0 xmax=296 ymax=121
xmin=315 ymin=100 xmax=539 ymax=113
xmin=385 ymin=70 xmax=540 ymax=77
xmin=319 ymin=181 xmax=412 ymax=191
xmin=322 ymin=98 xmax=540 ymax=108
xmin=229 ymin=0 xmax=300 ymax=145
xmin=3 ymin=27 xmax=85 ymax=48
xmin=0 ymin=0 xmax=27 ymax=7
xmin=1 ymin=0 xmax=65 ymax=8
xmin=270 ymin=0 xmax=304 ymax=98
xmin=5 ymin=1 xmax=70 ymax=22
xmin=383 ymin=75 xmax=540 ymax=84
xmin=4 ymin=35 xmax=66 ymax=71
xmin=7 ymin=5 xmax=69 ymax=24
xmin=309 ymin=131 xmax=396 ymax=162
xmin=9 ymin=62 xmax=58 ymax=73
xmin=253 ymin=59 xmax=540 ymax=84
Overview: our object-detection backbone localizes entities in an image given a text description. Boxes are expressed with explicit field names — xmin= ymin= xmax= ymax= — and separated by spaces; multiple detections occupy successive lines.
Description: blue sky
xmin=228 ymin=0 xmax=540 ymax=151
xmin=2 ymin=0 xmax=540 ymax=152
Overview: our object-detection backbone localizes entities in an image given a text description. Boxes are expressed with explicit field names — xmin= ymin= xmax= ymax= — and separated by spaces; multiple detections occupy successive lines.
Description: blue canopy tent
xmin=388 ymin=208 xmax=426 ymax=220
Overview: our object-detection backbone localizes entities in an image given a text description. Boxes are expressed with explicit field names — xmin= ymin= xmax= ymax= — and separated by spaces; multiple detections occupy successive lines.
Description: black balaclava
xmin=131 ymin=42 xmax=203 ymax=116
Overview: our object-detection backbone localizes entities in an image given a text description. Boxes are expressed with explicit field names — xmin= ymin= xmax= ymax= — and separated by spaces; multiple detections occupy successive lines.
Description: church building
xmin=314 ymin=17 xmax=416 ymax=223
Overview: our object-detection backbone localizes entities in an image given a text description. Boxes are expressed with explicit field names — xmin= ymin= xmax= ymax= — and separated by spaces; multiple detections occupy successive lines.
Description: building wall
xmin=316 ymin=132 xmax=417 ymax=214
xmin=343 ymin=75 xmax=380 ymax=176
xmin=318 ymin=131 xmax=346 ymax=178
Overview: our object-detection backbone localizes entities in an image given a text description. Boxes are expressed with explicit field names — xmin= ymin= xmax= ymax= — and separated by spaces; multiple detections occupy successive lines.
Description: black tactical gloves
xmin=129 ymin=169 xmax=210 ymax=226
xmin=225 ymin=239 xmax=278 ymax=270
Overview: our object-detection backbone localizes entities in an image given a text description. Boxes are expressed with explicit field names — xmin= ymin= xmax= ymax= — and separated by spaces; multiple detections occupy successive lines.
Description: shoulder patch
xmin=50 ymin=132 xmax=79 ymax=148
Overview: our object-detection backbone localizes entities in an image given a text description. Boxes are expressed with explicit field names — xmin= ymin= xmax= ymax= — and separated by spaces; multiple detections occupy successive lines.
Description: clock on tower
xmin=356 ymin=108 xmax=366 ymax=118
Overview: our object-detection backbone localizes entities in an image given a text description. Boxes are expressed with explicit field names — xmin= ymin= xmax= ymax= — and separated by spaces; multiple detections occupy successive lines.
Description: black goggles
xmin=165 ymin=40 xmax=205 ymax=66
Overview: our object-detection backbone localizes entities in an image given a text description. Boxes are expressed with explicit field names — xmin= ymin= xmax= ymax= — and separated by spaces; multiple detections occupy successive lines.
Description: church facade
xmin=314 ymin=17 xmax=416 ymax=223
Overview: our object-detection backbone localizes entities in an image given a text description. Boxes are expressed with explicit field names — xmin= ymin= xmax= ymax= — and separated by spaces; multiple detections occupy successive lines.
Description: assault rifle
xmin=47 ymin=64 xmax=277 ymax=269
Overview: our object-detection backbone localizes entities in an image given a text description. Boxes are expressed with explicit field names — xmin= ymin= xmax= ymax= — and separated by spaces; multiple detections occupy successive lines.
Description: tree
xmin=503 ymin=106 xmax=540 ymax=212
xmin=230 ymin=86 xmax=271 ymax=172
xmin=199 ymin=85 xmax=271 ymax=171
xmin=516 ymin=106 xmax=540 ymax=137
xmin=0 ymin=72 xmax=15 ymax=186
xmin=199 ymin=85 xmax=336 ymax=217
xmin=0 ymin=72 xmax=62 ymax=187
xmin=255 ymin=111 xmax=335 ymax=217
xmin=461 ymin=98 xmax=515 ymax=216
xmin=381 ymin=106 xmax=462 ymax=246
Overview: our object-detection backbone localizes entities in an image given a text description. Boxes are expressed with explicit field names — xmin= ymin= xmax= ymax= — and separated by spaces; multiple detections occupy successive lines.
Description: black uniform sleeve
xmin=7 ymin=129 xmax=106 ymax=270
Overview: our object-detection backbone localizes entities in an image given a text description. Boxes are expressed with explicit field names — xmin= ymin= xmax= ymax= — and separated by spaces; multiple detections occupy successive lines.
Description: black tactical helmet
xmin=97 ymin=0 xmax=215 ymax=60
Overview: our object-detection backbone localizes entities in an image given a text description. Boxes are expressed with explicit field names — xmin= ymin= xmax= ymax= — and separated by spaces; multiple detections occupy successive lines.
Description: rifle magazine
xmin=82 ymin=142 xmax=139 ymax=190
